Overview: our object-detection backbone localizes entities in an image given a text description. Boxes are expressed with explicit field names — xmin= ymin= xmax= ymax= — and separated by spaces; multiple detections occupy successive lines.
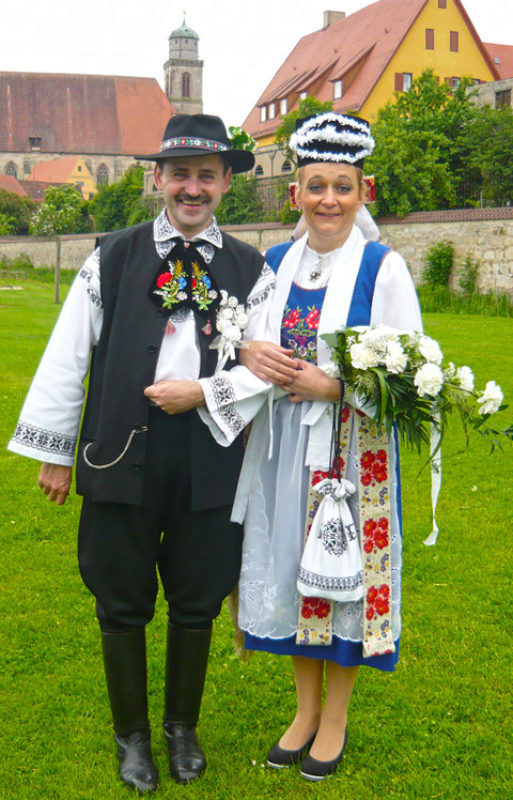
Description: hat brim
xmin=136 ymin=147 xmax=255 ymax=174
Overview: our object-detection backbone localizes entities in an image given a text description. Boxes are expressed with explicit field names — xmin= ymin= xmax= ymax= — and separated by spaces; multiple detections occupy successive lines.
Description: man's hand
xmin=38 ymin=463 xmax=73 ymax=506
xmin=240 ymin=340 xmax=298 ymax=385
xmin=144 ymin=380 xmax=205 ymax=415
xmin=286 ymin=361 xmax=341 ymax=404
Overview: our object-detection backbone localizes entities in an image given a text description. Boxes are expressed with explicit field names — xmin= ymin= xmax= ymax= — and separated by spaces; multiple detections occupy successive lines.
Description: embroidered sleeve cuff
xmin=8 ymin=420 xmax=76 ymax=465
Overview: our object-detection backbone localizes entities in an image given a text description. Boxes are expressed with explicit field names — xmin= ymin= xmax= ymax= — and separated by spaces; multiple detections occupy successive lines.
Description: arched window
xmin=97 ymin=163 xmax=109 ymax=186
xmin=281 ymin=161 xmax=292 ymax=173
xmin=255 ymin=165 xmax=264 ymax=176
xmin=182 ymin=72 xmax=191 ymax=98
xmin=5 ymin=161 xmax=17 ymax=178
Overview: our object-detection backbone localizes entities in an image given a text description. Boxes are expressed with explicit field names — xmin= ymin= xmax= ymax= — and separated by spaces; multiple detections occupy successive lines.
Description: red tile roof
xmin=484 ymin=43 xmax=513 ymax=80
xmin=18 ymin=180 xmax=64 ymax=202
xmin=0 ymin=73 xmax=173 ymax=155
xmin=243 ymin=0 xmax=500 ymax=138
xmin=0 ymin=174 xmax=27 ymax=196
xmin=28 ymin=156 xmax=84 ymax=183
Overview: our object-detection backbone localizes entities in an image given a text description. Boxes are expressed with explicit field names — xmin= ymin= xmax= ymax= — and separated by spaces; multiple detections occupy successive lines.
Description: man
xmin=8 ymin=114 xmax=277 ymax=793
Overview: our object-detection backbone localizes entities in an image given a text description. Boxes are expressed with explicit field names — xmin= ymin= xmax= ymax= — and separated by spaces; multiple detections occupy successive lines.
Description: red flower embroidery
xmin=361 ymin=451 xmax=375 ymax=470
xmin=192 ymin=277 xmax=197 ymax=288
xmin=312 ymin=456 xmax=345 ymax=487
xmin=360 ymin=449 xmax=388 ymax=486
xmin=376 ymin=449 xmax=387 ymax=463
xmin=301 ymin=597 xmax=331 ymax=619
xmin=341 ymin=406 xmax=350 ymax=423
xmin=363 ymin=517 xmax=389 ymax=553
xmin=284 ymin=309 xmax=301 ymax=329
xmin=305 ymin=309 xmax=320 ymax=330
xmin=157 ymin=271 xmax=173 ymax=288
xmin=365 ymin=584 xmax=390 ymax=620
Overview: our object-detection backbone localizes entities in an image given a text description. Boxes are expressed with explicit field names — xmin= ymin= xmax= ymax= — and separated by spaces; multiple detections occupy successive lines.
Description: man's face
xmin=154 ymin=155 xmax=232 ymax=237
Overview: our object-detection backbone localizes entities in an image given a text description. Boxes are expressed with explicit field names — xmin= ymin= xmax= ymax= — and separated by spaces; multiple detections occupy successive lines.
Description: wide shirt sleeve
xmin=7 ymin=250 xmax=103 ymax=465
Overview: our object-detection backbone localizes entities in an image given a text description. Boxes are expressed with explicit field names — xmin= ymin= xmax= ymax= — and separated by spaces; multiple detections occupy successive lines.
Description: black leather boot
xmin=163 ymin=622 xmax=212 ymax=784
xmin=102 ymin=629 xmax=159 ymax=793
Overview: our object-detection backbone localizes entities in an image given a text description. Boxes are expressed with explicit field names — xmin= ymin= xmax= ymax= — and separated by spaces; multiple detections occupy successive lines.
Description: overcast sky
xmin=1 ymin=0 xmax=510 ymax=128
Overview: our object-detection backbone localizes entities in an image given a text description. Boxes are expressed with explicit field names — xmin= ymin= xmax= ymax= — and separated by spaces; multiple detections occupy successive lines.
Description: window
xmin=300 ymin=91 xmax=307 ymax=100
xmin=269 ymin=102 xmax=276 ymax=120
xmin=395 ymin=72 xmax=412 ymax=92
xmin=496 ymin=89 xmax=511 ymax=107
xmin=451 ymin=77 xmax=461 ymax=89
xmin=281 ymin=161 xmax=292 ymax=173
xmin=5 ymin=161 xmax=17 ymax=178
xmin=333 ymin=79 xmax=343 ymax=100
xmin=78 ymin=165 xmax=82 ymax=172
xmin=450 ymin=31 xmax=459 ymax=52
xmin=280 ymin=98 xmax=287 ymax=115
xmin=260 ymin=106 xmax=267 ymax=123
xmin=438 ymin=0 xmax=447 ymax=8
xmin=97 ymin=163 xmax=109 ymax=186
xmin=29 ymin=136 xmax=41 ymax=150
xmin=425 ymin=29 xmax=434 ymax=49
xmin=182 ymin=72 xmax=191 ymax=98
xmin=255 ymin=165 xmax=264 ymax=176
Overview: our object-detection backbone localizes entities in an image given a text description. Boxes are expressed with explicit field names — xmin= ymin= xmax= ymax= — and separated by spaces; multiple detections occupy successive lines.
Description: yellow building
xmin=27 ymin=156 xmax=98 ymax=200
xmin=244 ymin=0 xmax=505 ymax=179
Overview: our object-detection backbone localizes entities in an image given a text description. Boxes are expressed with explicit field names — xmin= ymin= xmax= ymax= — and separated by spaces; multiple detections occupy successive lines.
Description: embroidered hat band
xmin=290 ymin=112 xmax=375 ymax=169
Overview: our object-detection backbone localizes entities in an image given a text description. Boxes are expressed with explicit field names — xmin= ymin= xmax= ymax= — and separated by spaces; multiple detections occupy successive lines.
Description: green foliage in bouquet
xmin=322 ymin=325 xmax=511 ymax=457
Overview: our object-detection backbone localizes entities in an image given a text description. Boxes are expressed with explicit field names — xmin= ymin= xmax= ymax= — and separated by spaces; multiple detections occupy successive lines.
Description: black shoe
xmin=267 ymin=732 xmax=316 ymax=769
xmin=300 ymin=730 xmax=348 ymax=781
xmin=115 ymin=730 xmax=159 ymax=793
xmin=163 ymin=722 xmax=206 ymax=784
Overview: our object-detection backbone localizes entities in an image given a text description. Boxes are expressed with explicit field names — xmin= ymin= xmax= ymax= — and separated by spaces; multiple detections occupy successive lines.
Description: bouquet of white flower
xmin=322 ymin=324 xmax=512 ymax=456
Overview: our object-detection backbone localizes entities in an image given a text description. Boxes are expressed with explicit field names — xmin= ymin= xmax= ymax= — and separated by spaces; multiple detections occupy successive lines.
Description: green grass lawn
xmin=1 ymin=281 xmax=512 ymax=799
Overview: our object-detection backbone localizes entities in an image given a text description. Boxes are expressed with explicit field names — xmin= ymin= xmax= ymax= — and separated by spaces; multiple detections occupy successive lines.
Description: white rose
xmin=477 ymin=380 xmax=503 ymax=415
xmin=235 ymin=310 xmax=248 ymax=328
xmin=456 ymin=365 xmax=474 ymax=393
xmin=385 ymin=340 xmax=408 ymax=374
xmin=218 ymin=307 xmax=234 ymax=321
xmin=228 ymin=296 xmax=239 ymax=308
xmin=350 ymin=342 xmax=380 ymax=370
xmin=219 ymin=289 xmax=229 ymax=305
xmin=414 ymin=363 xmax=444 ymax=397
xmin=418 ymin=335 xmax=443 ymax=365
xmin=221 ymin=322 xmax=242 ymax=343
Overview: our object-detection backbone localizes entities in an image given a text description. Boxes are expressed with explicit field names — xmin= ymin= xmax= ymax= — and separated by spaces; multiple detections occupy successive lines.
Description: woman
xmin=229 ymin=113 xmax=423 ymax=781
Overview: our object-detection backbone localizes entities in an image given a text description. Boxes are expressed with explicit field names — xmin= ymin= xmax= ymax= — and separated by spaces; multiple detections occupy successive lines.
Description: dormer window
xmin=260 ymin=106 xmax=267 ymax=123
xmin=29 ymin=136 xmax=41 ymax=151
xmin=269 ymin=102 xmax=276 ymax=120
xmin=280 ymin=98 xmax=288 ymax=115
xmin=333 ymin=80 xmax=343 ymax=100
xmin=300 ymin=91 xmax=307 ymax=100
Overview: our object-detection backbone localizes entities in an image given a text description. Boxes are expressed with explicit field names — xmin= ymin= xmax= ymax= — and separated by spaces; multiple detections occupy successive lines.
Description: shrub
xmin=458 ymin=253 xmax=480 ymax=295
xmin=421 ymin=240 xmax=454 ymax=287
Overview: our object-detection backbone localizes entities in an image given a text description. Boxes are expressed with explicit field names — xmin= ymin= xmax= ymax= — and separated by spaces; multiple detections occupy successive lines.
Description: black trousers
xmin=78 ymin=408 xmax=243 ymax=633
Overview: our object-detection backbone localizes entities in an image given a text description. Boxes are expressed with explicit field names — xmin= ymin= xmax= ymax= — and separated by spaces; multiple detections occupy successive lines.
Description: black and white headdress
xmin=290 ymin=112 xmax=375 ymax=169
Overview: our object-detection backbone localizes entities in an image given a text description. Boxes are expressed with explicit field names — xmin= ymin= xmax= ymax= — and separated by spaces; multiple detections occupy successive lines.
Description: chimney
xmin=324 ymin=10 xmax=346 ymax=28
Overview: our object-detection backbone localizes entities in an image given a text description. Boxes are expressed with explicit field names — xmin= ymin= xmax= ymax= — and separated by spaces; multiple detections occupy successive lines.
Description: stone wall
xmin=2 ymin=208 xmax=513 ymax=296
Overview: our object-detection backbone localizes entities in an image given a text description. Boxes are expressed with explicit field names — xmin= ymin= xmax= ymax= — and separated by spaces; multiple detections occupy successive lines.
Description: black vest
xmin=75 ymin=221 xmax=264 ymax=510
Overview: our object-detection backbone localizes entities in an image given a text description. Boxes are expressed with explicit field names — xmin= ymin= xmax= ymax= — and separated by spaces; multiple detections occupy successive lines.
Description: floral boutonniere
xmin=191 ymin=259 xmax=218 ymax=311
xmin=209 ymin=290 xmax=249 ymax=372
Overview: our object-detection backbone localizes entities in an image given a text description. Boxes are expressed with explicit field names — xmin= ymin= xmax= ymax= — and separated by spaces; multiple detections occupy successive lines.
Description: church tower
xmin=164 ymin=16 xmax=203 ymax=114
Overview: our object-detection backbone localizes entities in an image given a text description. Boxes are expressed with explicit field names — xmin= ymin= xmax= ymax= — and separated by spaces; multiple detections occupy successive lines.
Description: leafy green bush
xmin=421 ymin=240 xmax=454 ymax=287
xmin=216 ymin=175 xmax=263 ymax=225
xmin=0 ymin=190 xmax=36 ymax=234
xmin=458 ymin=253 xmax=480 ymax=295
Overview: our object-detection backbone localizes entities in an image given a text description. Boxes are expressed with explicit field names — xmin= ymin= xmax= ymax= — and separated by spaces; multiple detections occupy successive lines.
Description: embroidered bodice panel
xmin=280 ymin=283 xmax=327 ymax=364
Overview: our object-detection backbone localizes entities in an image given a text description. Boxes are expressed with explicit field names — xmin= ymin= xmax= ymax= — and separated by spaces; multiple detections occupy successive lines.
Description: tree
xmin=366 ymin=70 xmax=477 ymax=216
xmin=0 ymin=190 xmax=36 ymax=234
xmin=458 ymin=103 xmax=513 ymax=207
xmin=90 ymin=166 xmax=148 ymax=232
xmin=30 ymin=185 xmax=85 ymax=235
xmin=275 ymin=96 xmax=334 ymax=165
xmin=215 ymin=174 xmax=263 ymax=225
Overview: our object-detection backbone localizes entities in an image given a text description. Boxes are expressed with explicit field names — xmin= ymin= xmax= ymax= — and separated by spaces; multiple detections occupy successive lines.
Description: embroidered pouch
xmin=297 ymin=477 xmax=364 ymax=602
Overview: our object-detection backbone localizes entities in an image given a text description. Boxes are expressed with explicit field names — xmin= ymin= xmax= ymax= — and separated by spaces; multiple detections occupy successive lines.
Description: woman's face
xmin=295 ymin=163 xmax=364 ymax=252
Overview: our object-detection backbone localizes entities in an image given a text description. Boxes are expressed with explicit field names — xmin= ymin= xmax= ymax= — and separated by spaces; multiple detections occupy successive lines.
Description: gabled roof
xmin=243 ymin=0 xmax=501 ymax=138
xmin=19 ymin=180 xmax=64 ymax=202
xmin=0 ymin=174 xmax=26 ymax=197
xmin=0 ymin=72 xmax=173 ymax=155
xmin=484 ymin=43 xmax=513 ymax=80
xmin=28 ymin=156 xmax=86 ymax=183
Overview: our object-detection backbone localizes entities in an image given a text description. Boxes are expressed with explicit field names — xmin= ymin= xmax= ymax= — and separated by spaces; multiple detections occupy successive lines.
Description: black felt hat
xmin=290 ymin=112 xmax=375 ymax=169
xmin=137 ymin=114 xmax=255 ymax=173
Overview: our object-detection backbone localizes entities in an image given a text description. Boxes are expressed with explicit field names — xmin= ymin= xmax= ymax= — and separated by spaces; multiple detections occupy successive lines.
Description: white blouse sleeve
xmin=197 ymin=262 xmax=275 ymax=446
xmin=370 ymin=250 xmax=423 ymax=332
xmin=7 ymin=250 xmax=104 ymax=465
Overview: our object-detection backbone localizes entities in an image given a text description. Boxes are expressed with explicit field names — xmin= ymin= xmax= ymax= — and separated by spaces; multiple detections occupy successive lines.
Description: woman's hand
xmin=240 ymin=340 xmax=298 ymax=385
xmin=286 ymin=361 xmax=341 ymax=403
